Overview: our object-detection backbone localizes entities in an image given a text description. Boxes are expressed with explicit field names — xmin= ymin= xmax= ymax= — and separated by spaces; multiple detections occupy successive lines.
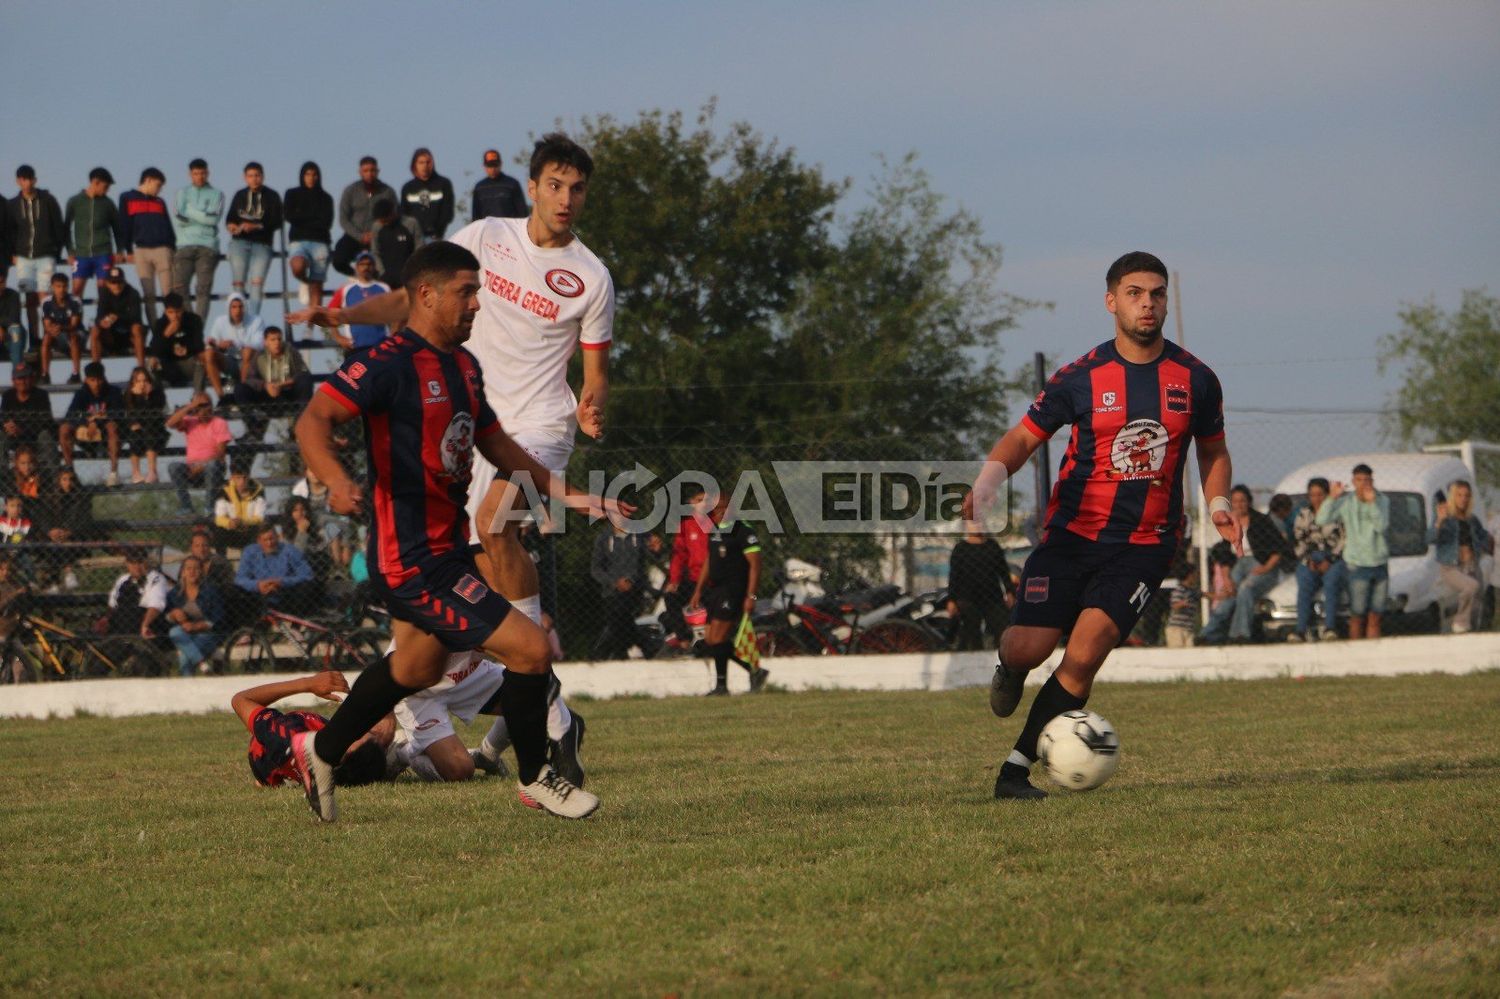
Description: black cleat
xmin=989 ymin=664 xmax=1027 ymax=718
xmin=548 ymin=713 xmax=586 ymax=788
xmin=749 ymin=667 xmax=771 ymax=692
xmin=705 ymin=685 xmax=730 ymax=697
xmin=994 ymin=766 xmax=1048 ymax=801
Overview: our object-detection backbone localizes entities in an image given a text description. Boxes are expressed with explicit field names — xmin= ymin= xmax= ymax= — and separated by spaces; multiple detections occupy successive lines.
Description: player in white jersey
xmin=289 ymin=135 xmax=609 ymax=779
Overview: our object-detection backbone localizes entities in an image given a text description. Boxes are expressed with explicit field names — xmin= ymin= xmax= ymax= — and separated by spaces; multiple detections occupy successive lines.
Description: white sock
xmin=408 ymin=751 xmax=444 ymax=783
xmin=548 ymin=696 xmax=572 ymax=742
xmin=512 ymin=594 xmax=542 ymax=626
xmin=481 ymin=715 xmax=509 ymax=757
xmin=1006 ymin=750 xmax=1034 ymax=769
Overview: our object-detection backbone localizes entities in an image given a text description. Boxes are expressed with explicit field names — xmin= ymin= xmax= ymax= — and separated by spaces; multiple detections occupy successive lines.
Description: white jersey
xmin=449 ymin=217 xmax=614 ymax=436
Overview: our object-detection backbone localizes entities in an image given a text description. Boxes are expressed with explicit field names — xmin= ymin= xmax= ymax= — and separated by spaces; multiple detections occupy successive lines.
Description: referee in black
xmin=687 ymin=491 xmax=770 ymax=695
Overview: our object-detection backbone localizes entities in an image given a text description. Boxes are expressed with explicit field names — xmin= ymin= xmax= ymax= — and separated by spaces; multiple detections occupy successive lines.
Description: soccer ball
xmin=1037 ymin=710 xmax=1120 ymax=790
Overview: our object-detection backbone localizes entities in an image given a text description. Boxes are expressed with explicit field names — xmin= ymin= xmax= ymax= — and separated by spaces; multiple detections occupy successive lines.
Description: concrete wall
xmin=4 ymin=633 xmax=1498 ymax=721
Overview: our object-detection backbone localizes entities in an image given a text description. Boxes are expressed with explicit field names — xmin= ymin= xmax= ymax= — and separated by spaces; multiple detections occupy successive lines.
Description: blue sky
xmin=4 ymin=0 xmax=1497 ymax=486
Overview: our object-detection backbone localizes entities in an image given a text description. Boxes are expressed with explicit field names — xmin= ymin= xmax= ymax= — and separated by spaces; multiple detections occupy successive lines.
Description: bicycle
xmin=217 ymin=604 xmax=388 ymax=675
xmin=755 ymin=589 xmax=944 ymax=657
xmin=1 ymin=613 xmax=153 ymax=681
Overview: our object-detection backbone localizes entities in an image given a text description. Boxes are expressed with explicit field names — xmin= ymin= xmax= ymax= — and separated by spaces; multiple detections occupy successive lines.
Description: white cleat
xmin=292 ymin=730 xmax=337 ymax=822
xmin=517 ymin=766 xmax=599 ymax=820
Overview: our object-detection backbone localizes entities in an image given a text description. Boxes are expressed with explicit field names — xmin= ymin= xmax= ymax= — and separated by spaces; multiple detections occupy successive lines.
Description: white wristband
xmin=1208 ymin=496 xmax=1231 ymax=517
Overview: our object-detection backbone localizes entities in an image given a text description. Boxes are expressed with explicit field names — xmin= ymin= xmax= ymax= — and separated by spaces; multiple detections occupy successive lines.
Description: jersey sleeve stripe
xmin=1196 ymin=429 xmax=1225 ymax=442
xmin=1020 ymin=414 xmax=1049 ymax=439
xmin=579 ymin=339 xmax=611 ymax=351
xmin=318 ymin=380 xmax=360 ymax=414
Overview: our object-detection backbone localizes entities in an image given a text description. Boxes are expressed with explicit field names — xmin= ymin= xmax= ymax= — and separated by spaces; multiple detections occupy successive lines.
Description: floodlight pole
xmin=1033 ymin=352 xmax=1051 ymax=537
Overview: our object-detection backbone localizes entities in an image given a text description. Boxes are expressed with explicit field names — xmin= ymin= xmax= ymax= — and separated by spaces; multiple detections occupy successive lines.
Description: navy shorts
xmin=1011 ymin=530 xmax=1177 ymax=640
xmin=702 ymin=584 xmax=747 ymax=623
xmin=371 ymin=551 xmax=513 ymax=651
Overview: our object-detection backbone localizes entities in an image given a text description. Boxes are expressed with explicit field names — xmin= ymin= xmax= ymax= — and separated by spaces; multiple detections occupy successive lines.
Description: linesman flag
xmin=733 ymin=614 xmax=761 ymax=670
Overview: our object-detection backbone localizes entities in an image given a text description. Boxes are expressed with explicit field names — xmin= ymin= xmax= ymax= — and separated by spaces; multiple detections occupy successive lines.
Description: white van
xmin=1258 ymin=452 xmax=1494 ymax=638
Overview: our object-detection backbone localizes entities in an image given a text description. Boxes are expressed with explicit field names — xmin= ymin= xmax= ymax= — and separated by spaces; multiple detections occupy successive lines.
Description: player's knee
xmin=999 ymin=627 xmax=1052 ymax=669
xmin=504 ymin=627 xmax=552 ymax=675
xmin=435 ymin=753 xmax=476 ymax=782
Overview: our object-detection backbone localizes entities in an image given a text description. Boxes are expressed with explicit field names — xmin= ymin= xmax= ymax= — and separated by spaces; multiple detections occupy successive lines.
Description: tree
xmin=1379 ymin=289 xmax=1500 ymax=447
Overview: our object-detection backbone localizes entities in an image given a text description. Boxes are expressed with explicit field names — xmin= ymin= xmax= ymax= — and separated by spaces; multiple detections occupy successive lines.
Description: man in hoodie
xmin=64 ymin=168 xmax=124 ymax=302
xmin=213 ymin=461 xmax=266 ymax=551
xmin=471 ymin=149 xmax=528 ymax=221
xmin=400 ymin=148 xmax=455 ymax=243
xmin=205 ymin=292 xmax=264 ymax=383
xmin=369 ymin=198 xmax=419 ymax=288
xmin=59 ymin=361 xmax=124 ymax=485
xmin=331 ymin=156 xmax=395 ymax=277
xmin=171 ymin=159 xmax=224 ymax=320
xmin=7 ymin=166 xmax=67 ymax=343
xmin=89 ymin=266 xmax=147 ymax=368
xmin=118 ymin=167 xmax=176 ymax=324
xmin=284 ymin=162 xmax=333 ymax=309
xmin=225 ymin=162 xmax=283 ymax=316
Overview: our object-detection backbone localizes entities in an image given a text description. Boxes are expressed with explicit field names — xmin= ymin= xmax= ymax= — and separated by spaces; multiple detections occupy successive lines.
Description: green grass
xmin=3 ymin=673 xmax=1499 ymax=996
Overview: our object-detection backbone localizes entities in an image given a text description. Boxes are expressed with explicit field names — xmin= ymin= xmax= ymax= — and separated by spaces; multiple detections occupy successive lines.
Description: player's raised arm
xmin=231 ymin=672 xmax=349 ymax=729
xmin=287 ymin=286 xmax=410 ymax=330
xmin=962 ymin=422 xmax=1048 ymax=521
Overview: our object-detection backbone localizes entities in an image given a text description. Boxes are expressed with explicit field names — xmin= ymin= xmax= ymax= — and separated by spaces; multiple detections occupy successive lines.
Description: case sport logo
xmin=545 ymin=268 xmax=585 ymax=298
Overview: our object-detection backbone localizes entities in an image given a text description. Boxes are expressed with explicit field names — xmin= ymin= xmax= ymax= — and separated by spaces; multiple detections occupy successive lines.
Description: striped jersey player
xmin=962 ymin=251 xmax=1242 ymax=801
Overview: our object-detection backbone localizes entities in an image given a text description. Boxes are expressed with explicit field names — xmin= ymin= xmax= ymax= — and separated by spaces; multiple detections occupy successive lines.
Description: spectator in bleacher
xmin=9 ymin=446 xmax=44 ymax=514
xmin=400 ymin=148 xmax=455 ymax=243
xmin=165 ymin=553 xmax=227 ymax=676
xmin=0 ymin=554 xmax=30 ymax=683
xmin=946 ymin=521 xmax=1017 ymax=651
xmin=292 ymin=465 xmax=352 ymax=573
xmin=233 ymin=325 xmax=310 ymax=441
xmin=284 ymin=161 xmax=333 ymax=309
xmin=1163 ymin=554 xmax=1201 ymax=648
xmin=332 ymin=156 xmax=395 ymax=276
xmin=121 ymin=366 xmax=167 ymax=483
xmin=39 ymin=466 xmax=95 ymax=543
xmin=89 ymin=266 xmax=147 ymax=368
xmin=236 ymin=522 xmax=318 ymax=615
xmin=171 ymin=158 xmax=223 ymax=320
xmin=59 ymin=361 xmax=123 ymax=485
xmin=118 ymin=167 xmax=175 ymax=324
xmin=150 ymin=292 xmax=223 ymax=396
xmin=63 ymin=167 xmax=123 ymax=303
xmin=205 ymin=292 xmax=264 ymax=384
xmin=0 ymin=495 xmax=31 ymax=544
xmin=166 ymin=391 xmax=230 ymax=514
xmin=0 ymin=270 xmax=25 ymax=368
xmin=107 ymin=547 xmax=170 ymax=638
xmin=326 ymin=252 xmax=391 ymax=353
xmin=1431 ymin=479 xmax=1490 ymax=634
xmin=369 ymin=197 xmax=419 ymax=288
xmin=38 ymin=272 xmax=84 ymax=385
xmin=471 ymin=148 xmax=528 ymax=221
xmin=0 ymin=364 xmax=56 ymax=471
xmin=8 ymin=165 xmax=66 ymax=344
xmin=590 ymin=514 xmax=649 ymax=661
xmin=225 ymin=162 xmax=283 ymax=316
xmin=1289 ymin=477 xmax=1347 ymax=643
xmin=280 ymin=495 xmax=335 ymax=579
xmin=1198 ymin=485 xmax=1293 ymax=644
xmin=1316 ymin=464 xmax=1390 ymax=641
xmin=187 ymin=530 xmax=233 ymax=588
xmin=1268 ymin=493 xmax=1295 ymax=542
xmin=212 ymin=460 xmax=266 ymax=551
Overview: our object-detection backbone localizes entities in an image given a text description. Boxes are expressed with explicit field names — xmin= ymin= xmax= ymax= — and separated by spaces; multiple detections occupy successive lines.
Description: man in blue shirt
xmin=326 ymin=251 xmax=390 ymax=353
xmin=235 ymin=523 xmax=319 ymax=616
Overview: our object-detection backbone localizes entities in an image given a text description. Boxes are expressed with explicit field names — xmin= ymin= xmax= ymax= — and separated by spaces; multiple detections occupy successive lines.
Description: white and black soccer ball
xmin=1037 ymin=710 xmax=1120 ymax=791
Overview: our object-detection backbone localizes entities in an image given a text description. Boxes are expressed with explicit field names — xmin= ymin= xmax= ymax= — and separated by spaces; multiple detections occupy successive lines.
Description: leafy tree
xmin=1379 ymin=289 xmax=1500 ymax=446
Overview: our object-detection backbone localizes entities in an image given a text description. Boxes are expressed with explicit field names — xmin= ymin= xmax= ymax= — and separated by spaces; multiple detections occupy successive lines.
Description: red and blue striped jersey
xmin=1021 ymin=339 xmax=1224 ymax=545
xmin=318 ymin=330 xmax=501 ymax=585
xmin=247 ymin=706 xmax=325 ymax=787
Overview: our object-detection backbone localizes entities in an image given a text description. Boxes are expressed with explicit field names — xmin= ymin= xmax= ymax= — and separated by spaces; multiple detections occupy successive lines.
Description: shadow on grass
xmin=1139 ymin=755 xmax=1500 ymax=792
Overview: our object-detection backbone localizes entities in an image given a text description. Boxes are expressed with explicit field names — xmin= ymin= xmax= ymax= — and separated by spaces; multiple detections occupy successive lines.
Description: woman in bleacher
xmin=121 ymin=367 xmax=168 ymax=484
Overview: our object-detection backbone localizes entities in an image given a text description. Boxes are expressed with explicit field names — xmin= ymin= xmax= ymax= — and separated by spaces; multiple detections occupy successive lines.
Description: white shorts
xmin=466 ymin=426 xmax=574 ymax=535
xmin=393 ymin=655 xmax=506 ymax=754
xmin=13 ymin=256 xmax=56 ymax=293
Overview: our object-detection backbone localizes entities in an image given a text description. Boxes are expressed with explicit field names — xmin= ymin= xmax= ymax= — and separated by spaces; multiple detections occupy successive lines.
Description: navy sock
xmin=499 ymin=670 xmax=550 ymax=784
xmin=1010 ymin=673 xmax=1088 ymax=766
xmin=314 ymin=655 xmax=419 ymax=766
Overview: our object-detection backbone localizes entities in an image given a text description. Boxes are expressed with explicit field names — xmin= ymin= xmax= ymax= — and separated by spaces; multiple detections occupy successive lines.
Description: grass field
xmin=3 ymin=673 xmax=1500 ymax=996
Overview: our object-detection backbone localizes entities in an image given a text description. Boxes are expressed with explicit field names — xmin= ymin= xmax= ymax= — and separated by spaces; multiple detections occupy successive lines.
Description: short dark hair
xmin=359 ymin=155 xmax=378 ymax=168
xmin=83 ymin=361 xmax=105 ymax=379
xmin=1307 ymin=477 xmax=1330 ymax=493
xmin=1231 ymin=483 xmax=1252 ymax=501
xmin=15 ymin=164 xmax=35 ymax=180
xmin=333 ymin=740 xmax=389 ymax=787
xmin=188 ymin=158 xmax=208 ymax=171
xmin=1352 ymin=463 xmax=1374 ymax=477
xmin=529 ymin=132 xmax=593 ymax=181
xmin=140 ymin=167 xmax=165 ymax=183
xmin=1269 ymin=493 xmax=1293 ymax=515
xmin=263 ymin=325 xmax=282 ymax=337
xmin=50 ymin=273 xmax=68 ymax=285
xmin=401 ymin=240 xmax=480 ymax=291
xmin=88 ymin=167 xmax=113 ymax=184
xmin=162 ymin=292 xmax=184 ymax=310
xmin=372 ymin=197 xmax=396 ymax=220
xmin=410 ymin=147 xmax=433 ymax=171
xmin=1106 ymin=251 xmax=1169 ymax=290
xmin=1451 ymin=479 xmax=1472 ymax=491
xmin=244 ymin=161 xmax=263 ymax=174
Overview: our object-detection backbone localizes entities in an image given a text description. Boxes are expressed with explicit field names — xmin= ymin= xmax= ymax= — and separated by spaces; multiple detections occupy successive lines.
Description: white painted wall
xmin=4 ymin=633 xmax=1498 ymax=721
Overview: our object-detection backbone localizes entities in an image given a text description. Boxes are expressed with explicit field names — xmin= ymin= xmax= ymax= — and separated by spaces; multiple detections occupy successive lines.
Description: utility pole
xmin=1033 ymin=351 xmax=1050 ymax=538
